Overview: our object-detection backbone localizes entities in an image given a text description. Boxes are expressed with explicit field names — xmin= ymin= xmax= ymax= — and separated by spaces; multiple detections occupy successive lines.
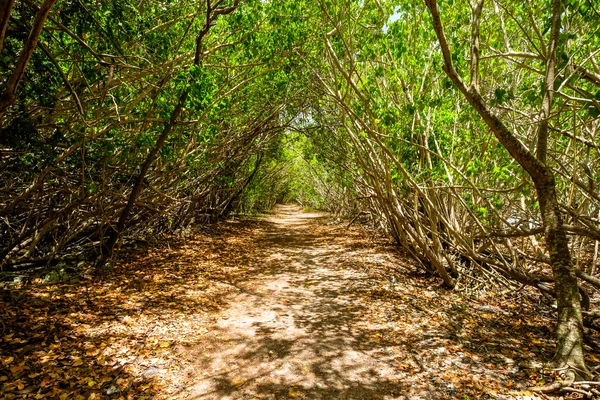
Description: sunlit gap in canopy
xmin=265 ymin=108 xmax=341 ymax=210
xmin=382 ymin=6 xmax=403 ymax=34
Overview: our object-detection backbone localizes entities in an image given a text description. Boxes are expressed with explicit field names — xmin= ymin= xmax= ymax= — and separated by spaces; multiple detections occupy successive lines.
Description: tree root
xmin=530 ymin=376 xmax=600 ymax=398
xmin=530 ymin=380 xmax=568 ymax=394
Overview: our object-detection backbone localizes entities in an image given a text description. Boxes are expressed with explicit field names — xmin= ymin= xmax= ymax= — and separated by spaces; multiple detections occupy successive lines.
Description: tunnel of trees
xmin=1 ymin=0 xmax=600 ymax=384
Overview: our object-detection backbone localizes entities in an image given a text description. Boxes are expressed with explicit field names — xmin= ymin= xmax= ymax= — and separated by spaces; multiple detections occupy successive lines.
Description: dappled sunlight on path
xmin=185 ymin=205 xmax=402 ymax=399
xmin=1 ymin=205 xmax=578 ymax=399
xmin=174 ymin=205 xmax=549 ymax=399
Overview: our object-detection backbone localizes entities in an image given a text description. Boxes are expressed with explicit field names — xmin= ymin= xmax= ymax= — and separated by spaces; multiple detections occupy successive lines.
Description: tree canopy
xmin=1 ymin=0 xmax=600 ymax=381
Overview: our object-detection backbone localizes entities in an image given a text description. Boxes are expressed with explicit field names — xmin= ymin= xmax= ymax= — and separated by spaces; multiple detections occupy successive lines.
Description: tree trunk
xmin=424 ymin=0 xmax=588 ymax=377
xmin=536 ymin=176 xmax=587 ymax=376
xmin=97 ymin=91 xmax=188 ymax=268
xmin=0 ymin=0 xmax=15 ymax=53
xmin=95 ymin=0 xmax=241 ymax=268
xmin=220 ymin=153 xmax=264 ymax=217
xmin=0 ymin=0 xmax=56 ymax=119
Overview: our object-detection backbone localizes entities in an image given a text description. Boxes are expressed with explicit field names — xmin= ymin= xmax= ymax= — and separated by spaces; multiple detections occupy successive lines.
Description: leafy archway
xmin=2 ymin=0 xmax=600 ymax=383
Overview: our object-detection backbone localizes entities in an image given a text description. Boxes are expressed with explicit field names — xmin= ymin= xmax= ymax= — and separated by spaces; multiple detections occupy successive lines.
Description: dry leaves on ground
xmin=1 ymin=207 xmax=599 ymax=399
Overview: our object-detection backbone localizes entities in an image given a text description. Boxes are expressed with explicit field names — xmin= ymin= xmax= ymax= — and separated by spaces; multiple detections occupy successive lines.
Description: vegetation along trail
xmin=7 ymin=205 xmax=600 ymax=399
xmin=3 ymin=0 xmax=600 ymax=394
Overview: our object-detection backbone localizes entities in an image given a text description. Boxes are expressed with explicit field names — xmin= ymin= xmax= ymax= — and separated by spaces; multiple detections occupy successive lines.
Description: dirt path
xmin=3 ymin=205 xmax=584 ymax=399
xmin=182 ymin=205 xmax=403 ymax=399
xmin=169 ymin=205 xmax=546 ymax=400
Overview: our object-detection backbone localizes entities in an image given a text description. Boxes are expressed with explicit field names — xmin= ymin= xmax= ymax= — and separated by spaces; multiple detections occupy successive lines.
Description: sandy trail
xmin=1 ymin=204 xmax=566 ymax=399
xmin=182 ymin=205 xmax=403 ymax=399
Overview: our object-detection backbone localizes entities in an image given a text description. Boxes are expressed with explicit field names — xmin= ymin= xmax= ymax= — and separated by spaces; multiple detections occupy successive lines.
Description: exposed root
xmin=530 ymin=380 xmax=567 ymax=394
xmin=530 ymin=367 xmax=576 ymax=394
xmin=530 ymin=375 xmax=600 ymax=398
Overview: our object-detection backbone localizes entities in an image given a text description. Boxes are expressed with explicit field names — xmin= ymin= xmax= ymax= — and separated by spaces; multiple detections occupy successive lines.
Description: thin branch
xmin=0 ymin=0 xmax=15 ymax=52
xmin=0 ymin=0 xmax=56 ymax=119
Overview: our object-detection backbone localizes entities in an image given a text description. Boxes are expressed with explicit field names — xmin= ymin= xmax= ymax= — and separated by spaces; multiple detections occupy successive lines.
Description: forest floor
xmin=2 ymin=205 xmax=600 ymax=399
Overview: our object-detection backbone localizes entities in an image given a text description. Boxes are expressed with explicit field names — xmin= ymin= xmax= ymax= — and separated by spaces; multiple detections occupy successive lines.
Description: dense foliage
xmin=1 ymin=0 xmax=599 ymax=378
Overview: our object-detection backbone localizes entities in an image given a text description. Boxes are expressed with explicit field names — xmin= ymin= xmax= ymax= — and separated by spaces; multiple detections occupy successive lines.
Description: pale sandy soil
xmin=3 ymin=205 xmax=575 ymax=400
xmin=182 ymin=205 xmax=408 ymax=399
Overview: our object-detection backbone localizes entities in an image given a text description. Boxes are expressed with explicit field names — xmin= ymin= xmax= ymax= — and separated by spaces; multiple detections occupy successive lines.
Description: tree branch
xmin=0 ymin=0 xmax=56 ymax=119
xmin=469 ymin=0 xmax=484 ymax=91
xmin=423 ymin=0 xmax=549 ymax=184
xmin=536 ymin=0 xmax=562 ymax=164
xmin=0 ymin=0 xmax=15 ymax=52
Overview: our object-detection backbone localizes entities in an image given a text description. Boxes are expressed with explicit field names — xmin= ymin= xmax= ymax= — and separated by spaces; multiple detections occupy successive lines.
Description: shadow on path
xmin=4 ymin=205 xmax=587 ymax=399
xmin=181 ymin=205 xmax=548 ymax=400
xmin=183 ymin=205 xmax=405 ymax=399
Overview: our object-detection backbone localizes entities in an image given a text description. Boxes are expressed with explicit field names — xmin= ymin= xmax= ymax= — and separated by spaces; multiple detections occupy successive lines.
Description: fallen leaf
xmin=40 ymin=376 xmax=51 ymax=387
xmin=589 ymin=354 xmax=600 ymax=363
xmin=11 ymin=363 xmax=25 ymax=375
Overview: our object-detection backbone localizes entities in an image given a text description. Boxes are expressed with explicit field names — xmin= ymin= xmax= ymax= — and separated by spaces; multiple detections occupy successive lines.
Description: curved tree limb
xmin=0 ymin=0 xmax=56 ymax=120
